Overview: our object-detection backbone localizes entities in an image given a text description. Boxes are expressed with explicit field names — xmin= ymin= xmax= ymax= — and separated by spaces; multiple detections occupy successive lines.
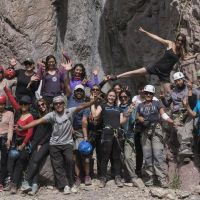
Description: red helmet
xmin=4 ymin=68 xmax=16 ymax=79
xmin=0 ymin=95 xmax=6 ymax=104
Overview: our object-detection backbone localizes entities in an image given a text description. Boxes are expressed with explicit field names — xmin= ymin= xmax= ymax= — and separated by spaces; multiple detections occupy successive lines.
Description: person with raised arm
xmin=17 ymin=95 xmax=97 ymax=195
xmin=117 ymin=27 xmax=198 ymax=94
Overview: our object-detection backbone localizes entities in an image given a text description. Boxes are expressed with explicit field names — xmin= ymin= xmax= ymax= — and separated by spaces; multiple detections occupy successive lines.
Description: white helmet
xmin=173 ymin=72 xmax=184 ymax=81
xmin=144 ymin=85 xmax=155 ymax=93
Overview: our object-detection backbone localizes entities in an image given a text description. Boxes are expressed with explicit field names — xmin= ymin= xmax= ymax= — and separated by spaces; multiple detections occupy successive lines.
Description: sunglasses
xmin=91 ymin=88 xmax=100 ymax=92
xmin=54 ymin=102 xmax=64 ymax=106
xmin=38 ymin=103 xmax=45 ymax=108
xmin=120 ymin=95 xmax=128 ymax=99
xmin=144 ymin=92 xmax=154 ymax=96
xmin=177 ymin=38 xmax=183 ymax=42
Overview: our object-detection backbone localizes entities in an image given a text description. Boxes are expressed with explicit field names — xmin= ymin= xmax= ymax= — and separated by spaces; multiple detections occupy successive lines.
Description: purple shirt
xmin=70 ymin=75 xmax=99 ymax=90
xmin=37 ymin=66 xmax=65 ymax=97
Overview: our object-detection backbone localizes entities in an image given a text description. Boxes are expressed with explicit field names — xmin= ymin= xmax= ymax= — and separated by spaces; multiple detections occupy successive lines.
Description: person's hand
xmin=16 ymin=125 xmax=24 ymax=132
xmin=139 ymin=27 xmax=145 ymax=33
xmin=17 ymin=143 xmax=25 ymax=151
xmin=138 ymin=116 xmax=145 ymax=123
xmin=5 ymin=139 xmax=11 ymax=149
xmin=82 ymin=78 xmax=88 ymax=85
xmin=37 ymin=58 xmax=45 ymax=66
xmin=61 ymin=60 xmax=72 ymax=71
xmin=10 ymin=58 xmax=17 ymax=67
xmin=185 ymin=80 xmax=192 ymax=91
xmin=92 ymin=68 xmax=99 ymax=76
xmin=173 ymin=120 xmax=183 ymax=127
xmin=84 ymin=136 xmax=88 ymax=141
xmin=31 ymin=74 xmax=40 ymax=82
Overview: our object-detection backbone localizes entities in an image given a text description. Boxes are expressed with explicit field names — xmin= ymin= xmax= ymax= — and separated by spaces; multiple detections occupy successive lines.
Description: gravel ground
xmin=0 ymin=180 xmax=156 ymax=200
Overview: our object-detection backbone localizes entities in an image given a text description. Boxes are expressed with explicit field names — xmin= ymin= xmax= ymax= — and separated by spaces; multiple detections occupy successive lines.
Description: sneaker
xmin=159 ymin=179 xmax=168 ymax=188
xmin=10 ymin=183 xmax=17 ymax=194
xmin=132 ymin=178 xmax=145 ymax=188
xmin=99 ymin=178 xmax=106 ymax=188
xmin=115 ymin=176 xmax=123 ymax=188
xmin=0 ymin=184 xmax=3 ymax=192
xmin=63 ymin=185 xmax=71 ymax=195
xmin=84 ymin=176 xmax=92 ymax=186
xmin=21 ymin=180 xmax=31 ymax=192
xmin=71 ymin=185 xmax=78 ymax=193
xmin=144 ymin=178 xmax=154 ymax=187
xmin=28 ymin=183 xmax=38 ymax=196
xmin=75 ymin=177 xmax=81 ymax=187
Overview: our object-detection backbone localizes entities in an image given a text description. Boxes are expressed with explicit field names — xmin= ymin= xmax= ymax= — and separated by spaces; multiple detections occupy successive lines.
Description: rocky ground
xmin=1 ymin=179 xmax=200 ymax=200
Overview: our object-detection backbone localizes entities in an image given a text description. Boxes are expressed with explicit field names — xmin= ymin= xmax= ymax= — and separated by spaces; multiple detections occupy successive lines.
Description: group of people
xmin=0 ymin=27 xmax=200 ymax=196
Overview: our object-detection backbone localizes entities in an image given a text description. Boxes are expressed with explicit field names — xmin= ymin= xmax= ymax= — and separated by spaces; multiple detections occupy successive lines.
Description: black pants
xmin=0 ymin=136 xmax=8 ymax=184
xmin=12 ymin=149 xmax=29 ymax=186
xmin=90 ymin=130 xmax=102 ymax=176
xmin=134 ymin=132 xmax=143 ymax=175
xmin=100 ymin=128 xmax=122 ymax=179
xmin=26 ymin=143 xmax=49 ymax=184
xmin=50 ymin=144 xmax=74 ymax=189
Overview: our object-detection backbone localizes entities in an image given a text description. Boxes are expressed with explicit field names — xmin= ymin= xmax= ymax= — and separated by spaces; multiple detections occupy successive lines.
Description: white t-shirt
xmin=132 ymin=95 xmax=159 ymax=106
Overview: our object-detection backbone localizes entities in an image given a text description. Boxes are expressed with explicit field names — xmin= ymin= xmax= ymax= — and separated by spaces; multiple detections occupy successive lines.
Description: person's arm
xmin=82 ymin=116 xmax=88 ymax=140
xmin=18 ymin=118 xmax=47 ymax=131
xmin=139 ymin=27 xmax=171 ymax=46
xmin=183 ymin=53 xmax=199 ymax=61
xmin=182 ymin=98 xmax=197 ymax=118
xmin=99 ymin=75 xmax=117 ymax=89
xmin=159 ymin=108 xmax=174 ymax=124
xmin=4 ymin=86 xmax=20 ymax=111
xmin=75 ymin=99 xmax=96 ymax=114
xmin=6 ymin=112 xmax=14 ymax=149
xmin=86 ymin=69 xmax=100 ymax=88
xmin=160 ymin=94 xmax=172 ymax=108
xmin=64 ymin=71 xmax=72 ymax=97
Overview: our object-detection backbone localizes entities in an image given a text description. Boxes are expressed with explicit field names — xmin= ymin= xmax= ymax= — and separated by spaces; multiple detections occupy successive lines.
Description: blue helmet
xmin=9 ymin=148 xmax=20 ymax=160
xmin=78 ymin=141 xmax=92 ymax=155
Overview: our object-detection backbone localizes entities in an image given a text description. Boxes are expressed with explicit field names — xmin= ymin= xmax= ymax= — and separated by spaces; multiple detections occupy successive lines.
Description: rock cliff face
xmin=1 ymin=0 xmax=200 ymax=189
xmin=0 ymin=0 xmax=199 ymax=85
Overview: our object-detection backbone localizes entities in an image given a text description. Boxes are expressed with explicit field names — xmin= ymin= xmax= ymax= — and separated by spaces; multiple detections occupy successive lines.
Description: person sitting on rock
xmin=117 ymin=27 xmax=198 ymax=95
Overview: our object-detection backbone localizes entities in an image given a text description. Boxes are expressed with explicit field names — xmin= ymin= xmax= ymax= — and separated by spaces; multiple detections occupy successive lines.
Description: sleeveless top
xmin=154 ymin=49 xmax=179 ymax=76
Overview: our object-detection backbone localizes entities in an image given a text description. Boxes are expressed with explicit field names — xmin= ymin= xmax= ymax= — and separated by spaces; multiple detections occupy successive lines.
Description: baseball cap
xmin=19 ymin=95 xmax=32 ymax=104
xmin=74 ymin=84 xmax=85 ymax=91
xmin=24 ymin=58 xmax=34 ymax=64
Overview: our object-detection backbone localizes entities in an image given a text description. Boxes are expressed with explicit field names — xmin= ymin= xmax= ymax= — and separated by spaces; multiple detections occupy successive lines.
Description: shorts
xmin=145 ymin=65 xmax=170 ymax=83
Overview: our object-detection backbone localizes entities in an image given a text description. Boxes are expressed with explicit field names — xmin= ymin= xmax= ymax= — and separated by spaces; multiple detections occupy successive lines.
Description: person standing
xmin=17 ymin=95 xmax=97 ymax=195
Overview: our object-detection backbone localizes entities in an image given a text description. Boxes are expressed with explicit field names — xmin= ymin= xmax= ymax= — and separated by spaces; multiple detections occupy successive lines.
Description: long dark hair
xmin=71 ymin=63 xmax=86 ymax=80
xmin=45 ymin=55 xmax=57 ymax=70
xmin=119 ymin=90 xmax=132 ymax=105
xmin=36 ymin=98 xmax=50 ymax=117
xmin=175 ymin=33 xmax=187 ymax=58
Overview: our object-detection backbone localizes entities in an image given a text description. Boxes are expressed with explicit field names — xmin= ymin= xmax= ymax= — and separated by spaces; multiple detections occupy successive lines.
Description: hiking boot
xmin=10 ymin=183 xmax=17 ymax=194
xmin=75 ymin=177 xmax=81 ymax=187
xmin=132 ymin=178 xmax=145 ymax=188
xmin=71 ymin=185 xmax=78 ymax=193
xmin=84 ymin=176 xmax=92 ymax=186
xmin=159 ymin=179 xmax=168 ymax=188
xmin=21 ymin=180 xmax=31 ymax=192
xmin=63 ymin=185 xmax=71 ymax=195
xmin=144 ymin=178 xmax=154 ymax=187
xmin=115 ymin=176 xmax=123 ymax=188
xmin=99 ymin=178 xmax=106 ymax=188
xmin=0 ymin=184 xmax=3 ymax=192
xmin=28 ymin=183 xmax=38 ymax=196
